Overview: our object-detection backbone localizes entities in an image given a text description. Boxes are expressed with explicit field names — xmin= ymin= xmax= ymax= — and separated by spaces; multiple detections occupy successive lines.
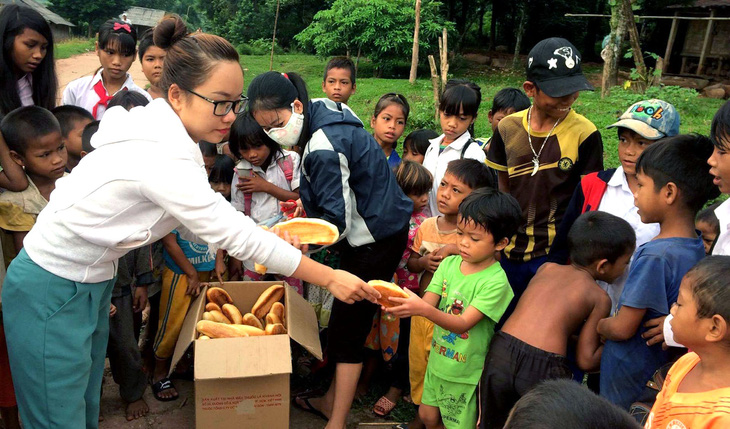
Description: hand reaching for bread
xmin=324 ymin=269 xmax=380 ymax=305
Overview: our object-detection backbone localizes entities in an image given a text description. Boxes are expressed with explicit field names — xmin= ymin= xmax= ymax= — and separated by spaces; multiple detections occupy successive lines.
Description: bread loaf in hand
xmin=368 ymin=280 xmax=409 ymax=309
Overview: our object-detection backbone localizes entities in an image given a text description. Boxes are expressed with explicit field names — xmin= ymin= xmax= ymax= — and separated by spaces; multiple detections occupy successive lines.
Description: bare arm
xmin=0 ymin=132 xmax=28 ymax=192
xmin=576 ymin=292 xmax=612 ymax=371
xmin=597 ymin=305 xmax=647 ymax=342
xmin=497 ymin=171 xmax=510 ymax=193
xmin=161 ymin=233 xmax=201 ymax=296
xmin=237 ymin=174 xmax=299 ymax=202
xmin=387 ymin=290 xmax=486 ymax=335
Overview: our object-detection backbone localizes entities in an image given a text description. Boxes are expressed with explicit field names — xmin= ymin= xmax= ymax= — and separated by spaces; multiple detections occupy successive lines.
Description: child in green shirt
xmin=387 ymin=187 xmax=522 ymax=429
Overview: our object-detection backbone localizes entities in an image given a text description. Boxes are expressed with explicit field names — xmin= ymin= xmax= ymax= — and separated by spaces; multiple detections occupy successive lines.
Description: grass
xmin=242 ymin=54 xmax=726 ymax=169
xmin=55 ymin=38 xmax=95 ymax=60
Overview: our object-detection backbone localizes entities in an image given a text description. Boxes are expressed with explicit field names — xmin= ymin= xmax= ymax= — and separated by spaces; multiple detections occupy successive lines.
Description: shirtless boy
xmin=478 ymin=211 xmax=636 ymax=429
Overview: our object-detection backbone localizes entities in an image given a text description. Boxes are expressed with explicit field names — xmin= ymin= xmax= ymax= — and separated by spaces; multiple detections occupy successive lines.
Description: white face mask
xmin=266 ymin=104 xmax=304 ymax=147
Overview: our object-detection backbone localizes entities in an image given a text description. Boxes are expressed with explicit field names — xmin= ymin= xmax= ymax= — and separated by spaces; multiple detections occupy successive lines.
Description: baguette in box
xmin=202 ymin=310 xmax=232 ymax=324
xmin=265 ymin=323 xmax=287 ymax=335
xmin=205 ymin=302 xmax=222 ymax=312
xmin=206 ymin=287 xmax=233 ymax=307
xmin=196 ymin=320 xmax=265 ymax=338
xmin=270 ymin=302 xmax=286 ymax=325
xmin=368 ymin=280 xmax=409 ymax=309
xmin=242 ymin=313 xmax=264 ymax=330
xmin=222 ymin=303 xmax=243 ymax=324
xmin=251 ymin=284 xmax=284 ymax=319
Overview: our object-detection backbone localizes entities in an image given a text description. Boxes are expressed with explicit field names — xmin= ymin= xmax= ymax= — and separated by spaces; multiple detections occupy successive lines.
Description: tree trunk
xmin=269 ymin=0 xmax=280 ymax=72
xmin=428 ymin=55 xmax=440 ymax=123
xmin=601 ymin=0 xmax=627 ymax=97
xmin=512 ymin=1 xmax=527 ymax=69
xmin=409 ymin=0 xmax=422 ymax=84
xmin=489 ymin=0 xmax=497 ymax=51
xmin=477 ymin=4 xmax=486 ymax=42
xmin=356 ymin=45 xmax=361 ymax=74
xmin=622 ymin=0 xmax=646 ymax=88
xmin=440 ymin=28 xmax=448 ymax=89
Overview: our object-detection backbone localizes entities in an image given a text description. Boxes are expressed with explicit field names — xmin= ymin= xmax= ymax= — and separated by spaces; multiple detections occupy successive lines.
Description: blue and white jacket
xmin=300 ymin=98 xmax=411 ymax=247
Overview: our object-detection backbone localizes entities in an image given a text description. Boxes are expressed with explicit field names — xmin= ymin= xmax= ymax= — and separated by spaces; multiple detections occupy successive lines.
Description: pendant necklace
xmin=527 ymin=106 xmax=565 ymax=176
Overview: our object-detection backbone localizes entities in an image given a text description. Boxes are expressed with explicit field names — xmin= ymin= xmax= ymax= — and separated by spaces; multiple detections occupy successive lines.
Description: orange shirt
xmin=646 ymin=352 xmax=730 ymax=429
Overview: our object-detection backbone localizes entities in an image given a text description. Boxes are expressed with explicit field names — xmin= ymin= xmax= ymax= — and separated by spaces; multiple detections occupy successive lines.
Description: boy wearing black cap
xmin=487 ymin=37 xmax=604 ymax=318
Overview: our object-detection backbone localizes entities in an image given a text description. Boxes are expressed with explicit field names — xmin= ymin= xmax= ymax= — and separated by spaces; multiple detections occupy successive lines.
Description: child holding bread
xmin=386 ymin=188 xmax=522 ymax=429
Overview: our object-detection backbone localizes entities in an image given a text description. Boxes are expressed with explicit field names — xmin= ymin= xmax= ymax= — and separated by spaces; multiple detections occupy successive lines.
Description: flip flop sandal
xmin=292 ymin=396 xmax=328 ymax=421
xmin=373 ymin=395 xmax=397 ymax=417
xmin=150 ymin=377 xmax=179 ymax=402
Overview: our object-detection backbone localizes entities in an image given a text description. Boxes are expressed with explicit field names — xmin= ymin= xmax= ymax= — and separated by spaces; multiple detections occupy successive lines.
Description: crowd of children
xmin=1 ymin=5 xmax=730 ymax=429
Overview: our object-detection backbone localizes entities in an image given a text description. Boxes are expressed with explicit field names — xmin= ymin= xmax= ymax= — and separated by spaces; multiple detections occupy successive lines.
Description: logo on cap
xmin=631 ymin=104 xmax=664 ymax=120
xmin=554 ymin=47 xmax=576 ymax=69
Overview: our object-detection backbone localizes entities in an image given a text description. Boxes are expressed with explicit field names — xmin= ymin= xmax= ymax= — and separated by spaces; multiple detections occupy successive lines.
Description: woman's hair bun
xmin=153 ymin=15 xmax=188 ymax=50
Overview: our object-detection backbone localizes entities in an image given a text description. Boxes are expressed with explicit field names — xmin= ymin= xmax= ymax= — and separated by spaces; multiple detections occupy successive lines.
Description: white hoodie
xmin=23 ymin=99 xmax=302 ymax=283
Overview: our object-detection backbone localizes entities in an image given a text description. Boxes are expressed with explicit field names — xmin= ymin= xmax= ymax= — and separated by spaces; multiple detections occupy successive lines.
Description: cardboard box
xmin=170 ymin=281 xmax=322 ymax=429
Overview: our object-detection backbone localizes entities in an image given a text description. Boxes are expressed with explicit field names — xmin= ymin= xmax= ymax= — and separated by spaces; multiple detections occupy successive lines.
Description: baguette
xmin=242 ymin=313 xmax=264 ymax=330
xmin=265 ymin=323 xmax=287 ymax=335
xmin=221 ymin=303 xmax=243 ymax=324
xmin=265 ymin=312 xmax=282 ymax=326
xmin=196 ymin=320 xmax=266 ymax=338
xmin=251 ymin=284 xmax=285 ymax=319
xmin=368 ymin=280 xmax=409 ymax=309
xmin=270 ymin=302 xmax=286 ymax=326
xmin=198 ymin=335 xmax=211 ymax=340
xmin=206 ymin=287 xmax=233 ymax=307
xmin=272 ymin=218 xmax=339 ymax=245
xmin=202 ymin=310 xmax=232 ymax=324
xmin=205 ymin=302 xmax=222 ymax=312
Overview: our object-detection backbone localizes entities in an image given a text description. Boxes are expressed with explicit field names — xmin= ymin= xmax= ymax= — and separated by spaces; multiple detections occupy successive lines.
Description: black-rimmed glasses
xmin=186 ymin=89 xmax=248 ymax=116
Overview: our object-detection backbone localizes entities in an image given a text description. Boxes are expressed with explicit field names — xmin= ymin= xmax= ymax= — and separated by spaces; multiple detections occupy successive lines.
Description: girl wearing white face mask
xmin=247 ymin=71 xmax=413 ymax=429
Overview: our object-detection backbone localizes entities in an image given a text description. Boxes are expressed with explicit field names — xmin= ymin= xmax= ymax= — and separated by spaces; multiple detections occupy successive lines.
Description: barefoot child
xmin=387 ymin=187 xmax=522 ymax=429
xmin=479 ymin=211 xmax=636 ymax=428
xmin=371 ymin=93 xmax=409 ymax=169
xmin=598 ymin=134 xmax=719 ymax=410
xmin=645 ymin=256 xmax=730 ymax=428
xmin=62 ymin=19 xmax=152 ymax=119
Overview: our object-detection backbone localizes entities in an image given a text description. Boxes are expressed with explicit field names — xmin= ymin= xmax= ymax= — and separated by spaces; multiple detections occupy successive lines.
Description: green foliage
xmin=49 ymin=0 xmax=130 ymax=36
xmin=54 ymin=38 xmax=95 ymax=59
xmin=237 ymin=39 xmax=285 ymax=56
xmin=294 ymin=0 xmax=454 ymax=76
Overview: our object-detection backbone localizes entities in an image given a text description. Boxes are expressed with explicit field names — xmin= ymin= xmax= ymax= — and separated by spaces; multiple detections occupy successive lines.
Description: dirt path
xmin=55 ymin=51 xmax=150 ymax=103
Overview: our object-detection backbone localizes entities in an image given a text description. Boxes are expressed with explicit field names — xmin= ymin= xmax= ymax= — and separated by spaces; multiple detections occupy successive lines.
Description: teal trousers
xmin=1 ymin=249 xmax=115 ymax=429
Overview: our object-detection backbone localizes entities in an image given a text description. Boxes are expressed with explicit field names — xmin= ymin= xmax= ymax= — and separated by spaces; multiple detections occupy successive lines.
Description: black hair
xmin=711 ymin=100 xmax=730 ymax=151
xmin=208 ymin=154 xmax=235 ymax=184
xmin=0 ymin=5 xmax=57 ymax=115
xmin=81 ymin=120 xmax=100 ymax=154
xmin=686 ymin=256 xmax=730 ymax=324
xmin=491 ymin=87 xmax=530 ymax=114
xmin=51 ymin=105 xmax=94 ymax=138
xmin=395 ymin=161 xmax=432 ymax=197
xmin=324 ymin=56 xmax=356 ymax=85
xmin=505 ymin=379 xmax=641 ymax=429
xmin=98 ymin=19 xmax=138 ymax=57
xmin=228 ymin=112 xmax=284 ymax=170
xmin=138 ymin=28 xmax=155 ymax=62
xmin=373 ymin=93 xmax=410 ymax=122
xmin=403 ymin=129 xmax=438 ymax=156
xmin=458 ymin=187 xmax=522 ymax=243
xmin=445 ymin=158 xmax=496 ymax=190
xmin=199 ymin=141 xmax=218 ymax=158
xmin=0 ymin=106 xmax=60 ymax=155
xmin=107 ymin=91 xmax=150 ymax=110
xmin=697 ymin=201 xmax=721 ymax=232
xmin=440 ymin=79 xmax=481 ymax=117
xmin=568 ymin=212 xmax=636 ymax=266
xmin=636 ymin=134 xmax=720 ymax=214
xmin=247 ymin=71 xmax=310 ymax=150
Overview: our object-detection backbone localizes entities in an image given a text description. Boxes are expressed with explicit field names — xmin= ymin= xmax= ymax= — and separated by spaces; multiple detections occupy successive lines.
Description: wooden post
xmin=698 ymin=9 xmax=716 ymax=75
xmin=663 ymin=12 xmax=679 ymax=70
xmin=428 ymin=55 xmax=440 ymax=123
xmin=409 ymin=0 xmax=422 ymax=84
xmin=440 ymin=28 xmax=448 ymax=88
xmin=269 ymin=0 xmax=281 ymax=71
xmin=623 ymin=0 xmax=647 ymax=90
xmin=242 ymin=68 xmax=249 ymax=90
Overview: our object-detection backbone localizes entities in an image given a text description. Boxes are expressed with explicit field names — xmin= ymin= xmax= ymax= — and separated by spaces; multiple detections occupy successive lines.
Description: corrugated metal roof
xmin=0 ymin=0 xmax=74 ymax=26
xmin=121 ymin=6 xmax=166 ymax=28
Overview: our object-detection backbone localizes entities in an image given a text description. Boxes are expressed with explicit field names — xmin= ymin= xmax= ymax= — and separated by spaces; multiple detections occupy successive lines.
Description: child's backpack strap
xmin=580 ymin=172 xmax=608 ymax=213
xmin=276 ymin=154 xmax=294 ymax=187
xmin=460 ymin=139 xmax=477 ymax=159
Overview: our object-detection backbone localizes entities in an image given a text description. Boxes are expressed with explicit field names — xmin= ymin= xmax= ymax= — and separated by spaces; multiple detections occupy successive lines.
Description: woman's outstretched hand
xmin=324 ymin=269 xmax=380 ymax=304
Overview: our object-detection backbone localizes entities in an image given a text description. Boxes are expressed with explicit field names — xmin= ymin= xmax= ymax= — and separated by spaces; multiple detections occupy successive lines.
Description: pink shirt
xmin=17 ymin=74 xmax=33 ymax=106
xmin=395 ymin=210 xmax=428 ymax=291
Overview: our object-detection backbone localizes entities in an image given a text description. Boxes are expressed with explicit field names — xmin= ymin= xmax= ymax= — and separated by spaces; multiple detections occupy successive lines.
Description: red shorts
xmin=0 ymin=321 xmax=17 ymax=407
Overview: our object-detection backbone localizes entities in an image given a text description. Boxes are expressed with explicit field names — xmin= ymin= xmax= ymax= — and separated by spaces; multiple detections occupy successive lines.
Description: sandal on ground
xmin=292 ymin=396 xmax=329 ymax=421
xmin=150 ymin=377 xmax=179 ymax=402
xmin=373 ymin=395 xmax=397 ymax=417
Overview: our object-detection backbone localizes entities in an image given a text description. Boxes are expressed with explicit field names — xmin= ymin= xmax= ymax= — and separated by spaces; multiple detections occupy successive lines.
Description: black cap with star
xmin=526 ymin=37 xmax=594 ymax=98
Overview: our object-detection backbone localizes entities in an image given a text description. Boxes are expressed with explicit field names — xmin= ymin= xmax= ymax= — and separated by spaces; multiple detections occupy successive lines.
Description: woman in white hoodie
xmin=0 ymin=16 xmax=378 ymax=429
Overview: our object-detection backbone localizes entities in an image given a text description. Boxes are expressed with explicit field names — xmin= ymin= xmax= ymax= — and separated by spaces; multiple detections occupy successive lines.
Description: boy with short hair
xmin=708 ymin=100 xmax=730 ymax=256
xmin=645 ymin=256 xmax=730 ymax=428
xmin=80 ymin=120 xmax=100 ymax=157
xmin=487 ymin=37 xmax=603 ymax=318
xmin=51 ymin=105 xmax=94 ymax=172
xmin=479 ymin=87 xmax=531 ymax=154
xmin=405 ymin=159 xmax=494 ymax=424
xmin=480 ymin=211 xmax=636 ymax=429
xmin=598 ymin=134 xmax=720 ymax=410
xmin=322 ymin=56 xmax=356 ymax=104
xmin=388 ymin=187 xmax=522 ymax=429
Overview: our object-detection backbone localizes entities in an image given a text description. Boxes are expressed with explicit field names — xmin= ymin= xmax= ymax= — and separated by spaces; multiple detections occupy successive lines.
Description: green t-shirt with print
xmin=425 ymin=255 xmax=513 ymax=385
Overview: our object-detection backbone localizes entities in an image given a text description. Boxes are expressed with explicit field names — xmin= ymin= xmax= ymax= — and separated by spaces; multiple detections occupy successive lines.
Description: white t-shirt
xmin=712 ymin=199 xmax=730 ymax=256
xmin=231 ymin=150 xmax=301 ymax=223
xmin=17 ymin=74 xmax=33 ymax=107
xmin=61 ymin=69 xmax=152 ymax=120
xmin=422 ymin=131 xmax=486 ymax=216
xmin=596 ymin=166 xmax=660 ymax=310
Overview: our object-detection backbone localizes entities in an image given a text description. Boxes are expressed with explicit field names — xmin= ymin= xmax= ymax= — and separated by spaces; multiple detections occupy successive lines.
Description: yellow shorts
xmin=408 ymin=315 xmax=434 ymax=404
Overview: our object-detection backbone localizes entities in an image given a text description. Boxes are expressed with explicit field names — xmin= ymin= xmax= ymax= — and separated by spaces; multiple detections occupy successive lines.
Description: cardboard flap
xmin=285 ymin=284 xmax=323 ymax=360
xmin=169 ymin=285 xmax=208 ymax=376
xmin=194 ymin=335 xmax=292 ymax=380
